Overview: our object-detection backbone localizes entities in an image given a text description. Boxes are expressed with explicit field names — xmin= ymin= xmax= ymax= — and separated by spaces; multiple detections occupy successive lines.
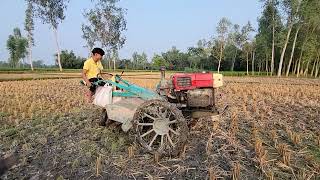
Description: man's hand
xmin=82 ymin=69 xmax=92 ymax=87
xmin=100 ymin=73 xmax=113 ymax=80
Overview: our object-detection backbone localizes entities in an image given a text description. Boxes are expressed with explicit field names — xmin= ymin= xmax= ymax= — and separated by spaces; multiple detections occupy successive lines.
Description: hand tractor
xmin=86 ymin=68 xmax=223 ymax=156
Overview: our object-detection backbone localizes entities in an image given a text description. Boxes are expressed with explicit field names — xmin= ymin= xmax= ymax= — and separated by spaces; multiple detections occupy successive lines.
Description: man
xmin=82 ymin=47 xmax=111 ymax=101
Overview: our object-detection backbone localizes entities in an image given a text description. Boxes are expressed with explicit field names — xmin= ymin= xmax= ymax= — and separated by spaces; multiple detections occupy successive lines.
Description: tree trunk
xmin=315 ymin=56 xmax=320 ymax=78
xmin=218 ymin=43 xmax=223 ymax=73
xmin=296 ymin=52 xmax=302 ymax=77
xmin=258 ymin=60 xmax=262 ymax=75
xmin=28 ymin=45 xmax=34 ymax=71
xmin=304 ymin=60 xmax=310 ymax=76
xmin=286 ymin=26 xmax=300 ymax=77
xmin=271 ymin=12 xmax=275 ymax=76
xmin=310 ymin=60 xmax=316 ymax=77
xmin=293 ymin=59 xmax=298 ymax=75
xmin=266 ymin=53 xmax=269 ymax=76
xmin=114 ymin=59 xmax=116 ymax=71
xmin=53 ymin=27 xmax=62 ymax=71
xmin=252 ymin=50 xmax=255 ymax=75
xmin=277 ymin=24 xmax=293 ymax=77
xmin=246 ymin=51 xmax=249 ymax=75
xmin=231 ymin=49 xmax=237 ymax=71
xmin=28 ymin=37 xmax=34 ymax=71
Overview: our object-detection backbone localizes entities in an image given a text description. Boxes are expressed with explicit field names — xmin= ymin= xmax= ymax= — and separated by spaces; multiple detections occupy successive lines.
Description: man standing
xmin=82 ymin=48 xmax=108 ymax=101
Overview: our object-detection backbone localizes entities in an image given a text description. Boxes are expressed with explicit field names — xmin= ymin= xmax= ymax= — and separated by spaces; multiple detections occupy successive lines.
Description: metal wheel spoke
xmin=160 ymin=109 xmax=168 ymax=118
xmin=140 ymin=129 xmax=153 ymax=138
xmin=168 ymin=120 xmax=177 ymax=124
xmin=148 ymin=134 xmax=158 ymax=148
xmin=169 ymin=127 xmax=180 ymax=135
xmin=160 ymin=135 xmax=164 ymax=148
xmin=143 ymin=113 xmax=156 ymax=120
xmin=138 ymin=123 xmax=153 ymax=126
xmin=166 ymin=133 xmax=175 ymax=147
xmin=148 ymin=107 xmax=160 ymax=118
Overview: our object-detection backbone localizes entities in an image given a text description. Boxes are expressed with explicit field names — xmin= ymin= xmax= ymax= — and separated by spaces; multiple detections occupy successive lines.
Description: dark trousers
xmin=89 ymin=78 xmax=106 ymax=93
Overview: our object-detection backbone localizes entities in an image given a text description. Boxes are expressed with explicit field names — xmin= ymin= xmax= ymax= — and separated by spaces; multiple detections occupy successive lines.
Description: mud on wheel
xmin=132 ymin=100 xmax=188 ymax=156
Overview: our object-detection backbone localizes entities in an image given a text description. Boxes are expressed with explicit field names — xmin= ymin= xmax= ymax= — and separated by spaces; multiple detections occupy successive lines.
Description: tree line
xmin=3 ymin=0 xmax=320 ymax=77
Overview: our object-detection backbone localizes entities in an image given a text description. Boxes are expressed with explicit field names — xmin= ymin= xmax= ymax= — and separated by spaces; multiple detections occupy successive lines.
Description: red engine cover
xmin=172 ymin=72 xmax=213 ymax=91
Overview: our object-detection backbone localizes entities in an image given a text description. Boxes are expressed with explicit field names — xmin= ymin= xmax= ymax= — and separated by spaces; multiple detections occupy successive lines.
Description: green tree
xmin=6 ymin=28 xmax=28 ymax=68
xmin=81 ymin=24 xmax=96 ymax=53
xmin=131 ymin=52 xmax=148 ymax=70
xmin=162 ymin=46 xmax=189 ymax=70
xmin=258 ymin=0 xmax=282 ymax=75
xmin=152 ymin=54 xmax=168 ymax=69
xmin=24 ymin=1 xmax=35 ymax=71
xmin=83 ymin=0 xmax=127 ymax=71
xmin=132 ymin=52 xmax=139 ymax=69
xmin=215 ymin=17 xmax=231 ymax=73
xmin=54 ymin=50 xmax=85 ymax=69
xmin=140 ymin=52 xmax=148 ymax=70
xmin=277 ymin=0 xmax=303 ymax=77
xmin=228 ymin=24 xmax=241 ymax=71
xmin=241 ymin=21 xmax=254 ymax=75
xmin=30 ymin=0 xmax=69 ymax=71
xmin=118 ymin=59 xmax=132 ymax=69
xmin=187 ymin=46 xmax=206 ymax=70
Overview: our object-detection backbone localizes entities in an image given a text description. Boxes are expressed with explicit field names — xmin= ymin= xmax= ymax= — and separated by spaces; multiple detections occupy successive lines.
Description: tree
xmin=162 ymin=46 xmax=189 ymax=70
xmin=242 ymin=42 xmax=252 ymax=75
xmin=228 ymin=24 xmax=241 ymax=71
xmin=118 ymin=58 xmax=132 ymax=69
xmin=258 ymin=0 xmax=282 ymax=75
xmin=277 ymin=0 xmax=303 ymax=77
xmin=6 ymin=28 xmax=28 ymax=68
xmin=24 ymin=1 xmax=35 ymax=71
xmin=132 ymin=52 xmax=139 ymax=69
xmin=251 ymin=39 xmax=257 ymax=75
xmin=55 ymin=50 xmax=85 ymax=69
xmin=30 ymin=0 xmax=69 ymax=71
xmin=187 ymin=46 xmax=206 ymax=70
xmin=152 ymin=54 xmax=168 ymax=69
xmin=240 ymin=21 xmax=254 ymax=75
xmin=140 ymin=52 xmax=148 ymax=70
xmin=83 ymin=0 xmax=126 ymax=71
xmin=81 ymin=24 xmax=96 ymax=53
xmin=285 ymin=25 xmax=300 ymax=76
xmin=215 ymin=17 xmax=231 ymax=73
xmin=131 ymin=52 xmax=148 ymax=70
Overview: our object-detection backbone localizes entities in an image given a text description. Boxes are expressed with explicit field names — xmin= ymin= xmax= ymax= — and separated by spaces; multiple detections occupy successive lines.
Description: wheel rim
xmin=135 ymin=104 xmax=181 ymax=152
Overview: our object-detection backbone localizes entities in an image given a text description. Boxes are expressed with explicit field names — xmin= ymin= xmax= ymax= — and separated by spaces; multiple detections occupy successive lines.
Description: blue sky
xmin=0 ymin=0 xmax=262 ymax=65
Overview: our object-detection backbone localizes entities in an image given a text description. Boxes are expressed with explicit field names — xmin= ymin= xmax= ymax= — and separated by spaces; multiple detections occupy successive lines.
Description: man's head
xmin=91 ymin=48 xmax=105 ymax=62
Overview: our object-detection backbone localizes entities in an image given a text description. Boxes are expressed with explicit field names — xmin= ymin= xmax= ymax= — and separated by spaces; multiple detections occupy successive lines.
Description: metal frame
xmin=92 ymin=75 xmax=162 ymax=100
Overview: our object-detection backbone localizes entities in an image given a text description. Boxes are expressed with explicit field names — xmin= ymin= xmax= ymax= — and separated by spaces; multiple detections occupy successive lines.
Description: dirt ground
xmin=0 ymin=77 xmax=319 ymax=179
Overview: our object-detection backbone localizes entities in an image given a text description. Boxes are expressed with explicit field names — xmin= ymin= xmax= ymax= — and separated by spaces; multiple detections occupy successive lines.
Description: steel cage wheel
xmin=132 ymin=100 xmax=188 ymax=156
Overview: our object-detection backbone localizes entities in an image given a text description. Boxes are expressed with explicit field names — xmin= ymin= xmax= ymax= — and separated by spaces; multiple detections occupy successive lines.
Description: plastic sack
xmin=93 ymin=84 xmax=113 ymax=107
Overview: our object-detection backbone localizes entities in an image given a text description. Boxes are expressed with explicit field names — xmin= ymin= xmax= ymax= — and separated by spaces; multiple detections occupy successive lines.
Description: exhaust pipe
xmin=160 ymin=66 xmax=166 ymax=81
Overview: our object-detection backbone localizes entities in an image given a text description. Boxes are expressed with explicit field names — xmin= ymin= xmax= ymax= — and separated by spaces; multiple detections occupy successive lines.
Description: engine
xmin=157 ymin=67 xmax=223 ymax=113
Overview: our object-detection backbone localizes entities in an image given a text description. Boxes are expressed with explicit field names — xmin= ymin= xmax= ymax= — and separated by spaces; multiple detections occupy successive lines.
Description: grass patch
xmin=0 ymin=112 xmax=9 ymax=118
xmin=309 ymin=146 xmax=320 ymax=163
xmin=4 ymin=127 xmax=18 ymax=137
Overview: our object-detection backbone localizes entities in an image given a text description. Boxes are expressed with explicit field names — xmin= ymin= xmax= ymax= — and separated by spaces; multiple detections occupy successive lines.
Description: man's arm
xmin=99 ymin=70 xmax=113 ymax=79
xmin=82 ymin=69 xmax=91 ymax=87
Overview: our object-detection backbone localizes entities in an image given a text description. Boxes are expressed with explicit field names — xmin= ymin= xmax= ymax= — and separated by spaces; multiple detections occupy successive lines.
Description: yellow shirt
xmin=83 ymin=58 xmax=104 ymax=79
